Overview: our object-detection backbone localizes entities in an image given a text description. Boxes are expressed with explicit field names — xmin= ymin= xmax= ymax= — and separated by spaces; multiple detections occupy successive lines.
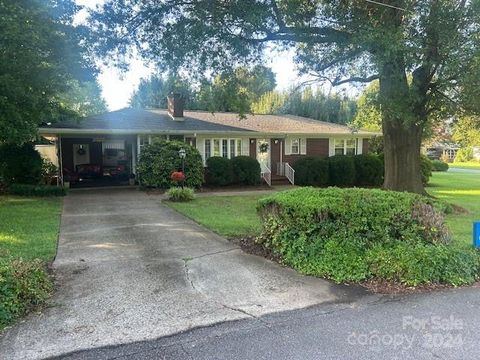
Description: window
xmin=346 ymin=139 xmax=356 ymax=155
xmin=204 ymin=138 xmax=243 ymax=161
xmin=222 ymin=139 xmax=228 ymax=158
xmin=334 ymin=139 xmax=357 ymax=156
xmin=230 ymin=139 xmax=235 ymax=158
xmin=213 ymin=139 xmax=220 ymax=156
xmin=291 ymin=139 xmax=300 ymax=154
xmin=205 ymin=139 xmax=211 ymax=159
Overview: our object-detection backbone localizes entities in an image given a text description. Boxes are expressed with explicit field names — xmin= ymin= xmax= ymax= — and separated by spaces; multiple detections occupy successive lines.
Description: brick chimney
xmin=167 ymin=93 xmax=185 ymax=120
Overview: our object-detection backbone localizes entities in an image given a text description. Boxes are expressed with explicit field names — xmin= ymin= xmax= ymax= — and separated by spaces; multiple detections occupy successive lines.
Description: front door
xmin=73 ymin=144 xmax=90 ymax=170
xmin=256 ymin=139 xmax=271 ymax=171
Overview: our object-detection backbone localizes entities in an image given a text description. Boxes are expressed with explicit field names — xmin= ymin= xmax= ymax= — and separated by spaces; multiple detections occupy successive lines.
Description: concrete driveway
xmin=0 ymin=188 xmax=366 ymax=359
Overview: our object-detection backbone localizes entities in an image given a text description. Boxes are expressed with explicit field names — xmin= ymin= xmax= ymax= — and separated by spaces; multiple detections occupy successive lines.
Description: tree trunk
xmin=379 ymin=60 xmax=426 ymax=194
xmin=382 ymin=119 xmax=425 ymax=194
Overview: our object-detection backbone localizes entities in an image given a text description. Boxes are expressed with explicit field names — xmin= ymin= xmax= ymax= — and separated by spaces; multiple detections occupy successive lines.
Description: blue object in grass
xmin=474 ymin=221 xmax=480 ymax=248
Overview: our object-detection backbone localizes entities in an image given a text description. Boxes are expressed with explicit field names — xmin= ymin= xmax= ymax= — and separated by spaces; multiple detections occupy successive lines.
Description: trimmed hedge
xmin=420 ymin=154 xmax=433 ymax=185
xmin=231 ymin=156 xmax=261 ymax=185
xmin=293 ymin=157 xmax=329 ymax=186
xmin=0 ymin=256 xmax=53 ymax=329
xmin=8 ymin=184 xmax=67 ymax=197
xmin=137 ymin=141 xmax=204 ymax=189
xmin=353 ymin=154 xmax=383 ymax=186
xmin=0 ymin=143 xmax=43 ymax=185
xmin=431 ymin=159 xmax=449 ymax=172
xmin=206 ymin=157 xmax=233 ymax=186
xmin=256 ymin=187 xmax=479 ymax=285
xmin=328 ymin=155 xmax=356 ymax=186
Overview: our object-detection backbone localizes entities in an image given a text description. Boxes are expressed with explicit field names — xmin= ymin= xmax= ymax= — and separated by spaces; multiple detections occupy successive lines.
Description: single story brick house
xmin=39 ymin=96 xmax=378 ymax=186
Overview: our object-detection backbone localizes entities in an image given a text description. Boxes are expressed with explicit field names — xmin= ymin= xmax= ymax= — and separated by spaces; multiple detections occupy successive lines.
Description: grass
xmin=427 ymin=172 xmax=480 ymax=247
xmin=167 ymin=195 xmax=263 ymax=237
xmin=0 ymin=196 xmax=63 ymax=261
xmin=450 ymin=162 xmax=480 ymax=170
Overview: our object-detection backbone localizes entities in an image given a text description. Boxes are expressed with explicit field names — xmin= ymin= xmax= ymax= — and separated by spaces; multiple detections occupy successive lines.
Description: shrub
xmin=0 ymin=256 xmax=53 ymax=329
xmin=41 ymin=160 xmax=58 ymax=185
xmin=420 ymin=154 xmax=433 ymax=185
xmin=255 ymin=188 xmax=477 ymax=285
xmin=7 ymin=184 xmax=67 ymax=197
xmin=137 ymin=141 xmax=204 ymax=189
xmin=328 ymin=155 xmax=355 ymax=186
xmin=231 ymin=156 xmax=261 ymax=185
xmin=293 ymin=157 xmax=329 ymax=186
xmin=431 ymin=159 xmax=449 ymax=172
xmin=206 ymin=157 xmax=233 ymax=186
xmin=455 ymin=147 xmax=473 ymax=162
xmin=0 ymin=143 xmax=43 ymax=185
xmin=353 ymin=154 xmax=383 ymax=186
xmin=166 ymin=187 xmax=195 ymax=202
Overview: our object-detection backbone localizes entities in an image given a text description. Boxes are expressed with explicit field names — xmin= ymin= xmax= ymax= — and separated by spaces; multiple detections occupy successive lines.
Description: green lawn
xmin=450 ymin=162 xmax=480 ymax=170
xmin=167 ymin=194 xmax=263 ymax=237
xmin=0 ymin=196 xmax=63 ymax=261
xmin=427 ymin=172 xmax=480 ymax=247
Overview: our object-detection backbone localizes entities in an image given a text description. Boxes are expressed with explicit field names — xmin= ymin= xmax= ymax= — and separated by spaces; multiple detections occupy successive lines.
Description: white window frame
xmin=333 ymin=138 xmax=358 ymax=156
xmin=291 ymin=138 xmax=301 ymax=155
xmin=204 ymin=138 xmax=243 ymax=161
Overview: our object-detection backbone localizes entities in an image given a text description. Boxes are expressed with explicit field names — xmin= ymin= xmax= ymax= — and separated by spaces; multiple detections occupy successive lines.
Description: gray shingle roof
xmin=40 ymin=108 xmax=376 ymax=136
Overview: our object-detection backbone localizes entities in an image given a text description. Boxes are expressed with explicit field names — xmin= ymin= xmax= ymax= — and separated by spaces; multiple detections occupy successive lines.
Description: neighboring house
xmin=425 ymin=142 xmax=461 ymax=162
xmin=39 ymin=95 xmax=378 ymax=187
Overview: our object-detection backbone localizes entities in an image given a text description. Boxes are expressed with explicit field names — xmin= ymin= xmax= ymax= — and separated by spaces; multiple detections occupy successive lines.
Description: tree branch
xmin=330 ymin=75 xmax=379 ymax=86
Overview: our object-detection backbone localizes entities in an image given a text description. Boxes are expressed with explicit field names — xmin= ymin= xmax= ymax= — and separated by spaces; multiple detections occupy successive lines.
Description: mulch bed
xmin=199 ymin=184 xmax=272 ymax=193
xmin=228 ymin=236 xmax=475 ymax=295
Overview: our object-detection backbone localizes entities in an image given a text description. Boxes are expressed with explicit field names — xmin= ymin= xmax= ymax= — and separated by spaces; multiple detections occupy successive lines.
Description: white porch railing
xmin=284 ymin=163 xmax=295 ymax=185
xmin=260 ymin=164 xmax=272 ymax=186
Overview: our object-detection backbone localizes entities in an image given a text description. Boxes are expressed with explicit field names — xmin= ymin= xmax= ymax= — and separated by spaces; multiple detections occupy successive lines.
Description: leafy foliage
xmin=0 ymin=143 xmax=43 ymax=185
xmin=0 ymin=256 xmax=53 ymax=329
xmin=351 ymin=81 xmax=381 ymax=132
xmin=7 ymin=184 xmax=67 ymax=197
xmin=137 ymin=141 xmax=204 ymax=189
xmin=293 ymin=157 xmax=329 ymax=186
xmin=431 ymin=160 xmax=449 ymax=172
xmin=252 ymin=87 xmax=357 ymax=124
xmin=256 ymin=187 xmax=479 ymax=285
xmin=455 ymin=147 xmax=474 ymax=162
xmin=328 ymin=155 xmax=356 ymax=187
xmin=421 ymin=155 xmax=433 ymax=185
xmin=353 ymin=154 xmax=384 ymax=187
xmin=166 ymin=187 xmax=195 ymax=202
xmin=0 ymin=0 xmax=102 ymax=144
xmin=206 ymin=157 xmax=234 ymax=186
xmin=230 ymin=156 xmax=261 ymax=185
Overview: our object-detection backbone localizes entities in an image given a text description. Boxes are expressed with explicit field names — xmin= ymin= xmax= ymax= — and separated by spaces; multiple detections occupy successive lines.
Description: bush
xmin=0 ymin=143 xmax=43 ymax=185
xmin=353 ymin=154 xmax=383 ymax=186
xmin=231 ymin=156 xmax=261 ymax=185
xmin=255 ymin=187 xmax=478 ymax=285
xmin=293 ymin=157 xmax=329 ymax=186
xmin=206 ymin=157 xmax=233 ymax=186
xmin=420 ymin=154 xmax=433 ymax=185
xmin=0 ymin=256 xmax=53 ymax=329
xmin=166 ymin=187 xmax=195 ymax=202
xmin=431 ymin=159 xmax=449 ymax=172
xmin=328 ymin=155 xmax=355 ymax=186
xmin=137 ymin=141 xmax=204 ymax=189
xmin=455 ymin=147 xmax=473 ymax=162
xmin=7 ymin=184 xmax=67 ymax=196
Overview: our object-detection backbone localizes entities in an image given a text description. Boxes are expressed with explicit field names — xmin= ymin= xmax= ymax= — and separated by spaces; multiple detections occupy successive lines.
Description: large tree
xmin=92 ymin=0 xmax=479 ymax=193
xmin=0 ymin=0 xmax=102 ymax=144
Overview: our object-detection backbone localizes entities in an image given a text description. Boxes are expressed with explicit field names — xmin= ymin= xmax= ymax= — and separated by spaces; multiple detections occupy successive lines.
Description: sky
xmin=74 ymin=0 xmax=316 ymax=111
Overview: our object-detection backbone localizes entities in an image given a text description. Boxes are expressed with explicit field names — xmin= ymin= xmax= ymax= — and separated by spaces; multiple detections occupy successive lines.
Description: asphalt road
xmin=53 ymin=286 xmax=480 ymax=360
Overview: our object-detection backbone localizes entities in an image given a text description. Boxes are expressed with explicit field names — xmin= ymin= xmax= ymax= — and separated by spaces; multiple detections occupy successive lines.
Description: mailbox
xmin=474 ymin=222 xmax=480 ymax=248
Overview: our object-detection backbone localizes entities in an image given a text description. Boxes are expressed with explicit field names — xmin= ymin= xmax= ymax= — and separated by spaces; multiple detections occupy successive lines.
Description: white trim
xmin=300 ymin=138 xmax=307 ymax=155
